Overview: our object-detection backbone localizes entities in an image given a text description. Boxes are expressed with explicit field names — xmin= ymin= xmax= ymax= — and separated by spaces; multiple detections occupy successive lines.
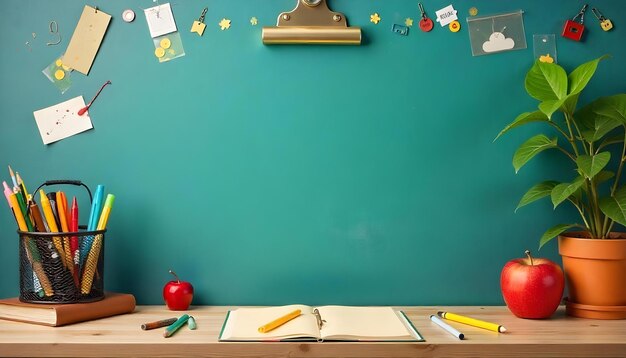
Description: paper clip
xmin=46 ymin=21 xmax=61 ymax=46
xmin=198 ymin=7 xmax=207 ymax=23
xmin=418 ymin=3 xmax=427 ymax=20
xmin=572 ymin=4 xmax=588 ymax=24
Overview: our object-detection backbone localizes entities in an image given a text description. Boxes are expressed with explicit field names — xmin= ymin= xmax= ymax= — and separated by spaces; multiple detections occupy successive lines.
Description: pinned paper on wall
xmin=33 ymin=96 xmax=93 ymax=145
xmin=435 ymin=5 xmax=458 ymax=27
xmin=533 ymin=34 xmax=557 ymax=63
xmin=42 ymin=56 xmax=73 ymax=94
xmin=467 ymin=11 xmax=527 ymax=56
xmin=144 ymin=3 xmax=185 ymax=62
xmin=145 ymin=3 xmax=177 ymax=38
xmin=62 ymin=5 xmax=111 ymax=75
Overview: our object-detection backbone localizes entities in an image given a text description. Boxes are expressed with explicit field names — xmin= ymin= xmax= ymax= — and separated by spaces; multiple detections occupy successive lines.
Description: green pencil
xmin=163 ymin=314 xmax=190 ymax=338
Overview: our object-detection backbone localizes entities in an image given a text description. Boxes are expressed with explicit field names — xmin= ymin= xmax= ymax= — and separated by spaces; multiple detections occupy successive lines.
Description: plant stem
xmin=556 ymin=146 xmax=576 ymax=163
xmin=570 ymin=198 xmax=591 ymax=230
xmin=563 ymin=113 xmax=580 ymax=157
xmin=548 ymin=121 xmax=573 ymax=143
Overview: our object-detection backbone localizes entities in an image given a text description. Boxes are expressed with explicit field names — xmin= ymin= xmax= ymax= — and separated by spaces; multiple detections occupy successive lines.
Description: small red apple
xmin=163 ymin=270 xmax=194 ymax=311
xmin=501 ymin=250 xmax=564 ymax=319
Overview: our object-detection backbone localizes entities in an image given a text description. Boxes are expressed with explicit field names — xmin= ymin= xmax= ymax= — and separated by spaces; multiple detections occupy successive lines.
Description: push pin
xmin=191 ymin=7 xmax=208 ymax=36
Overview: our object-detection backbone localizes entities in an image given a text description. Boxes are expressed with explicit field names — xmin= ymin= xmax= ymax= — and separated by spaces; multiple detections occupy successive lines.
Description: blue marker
xmin=81 ymin=185 xmax=104 ymax=264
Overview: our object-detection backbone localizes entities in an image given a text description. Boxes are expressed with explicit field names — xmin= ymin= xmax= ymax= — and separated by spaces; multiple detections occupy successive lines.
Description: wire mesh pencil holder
xmin=18 ymin=230 xmax=106 ymax=303
xmin=17 ymin=180 xmax=105 ymax=304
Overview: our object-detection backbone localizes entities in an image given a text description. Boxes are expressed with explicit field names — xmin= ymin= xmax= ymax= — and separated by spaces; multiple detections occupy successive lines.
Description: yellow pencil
xmin=82 ymin=194 xmax=115 ymax=294
xmin=39 ymin=190 xmax=67 ymax=269
xmin=8 ymin=193 xmax=28 ymax=231
xmin=258 ymin=309 xmax=302 ymax=333
xmin=56 ymin=192 xmax=74 ymax=276
xmin=437 ymin=311 xmax=506 ymax=333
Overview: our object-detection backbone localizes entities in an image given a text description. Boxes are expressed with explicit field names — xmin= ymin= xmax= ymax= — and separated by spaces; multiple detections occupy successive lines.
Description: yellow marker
xmin=160 ymin=38 xmax=171 ymax=49
xmin=55 ymin=59 xmax=63 ymax=67
xmin=155 ymin=47 xmax=165 ymax=58
xmin=82 ymin=194 xmax=115 ymax=294
xmin=437 ymin=311 xmax=506 ymax=333
xmin=258 ymin=309 xmax=301 ymax=333
xmin=39 ymin=190 xmax=66 ymax=268
xmin=96 ymin=194 xmax=115 ymax=230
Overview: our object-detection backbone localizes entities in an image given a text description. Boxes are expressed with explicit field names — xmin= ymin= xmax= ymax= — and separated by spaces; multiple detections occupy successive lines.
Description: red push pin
xmin=78 ymin=80 xmax=112 ymax=116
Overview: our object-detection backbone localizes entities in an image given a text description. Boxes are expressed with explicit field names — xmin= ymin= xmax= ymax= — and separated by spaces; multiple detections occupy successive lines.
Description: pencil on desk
xmin=437 ymin=311 xmax=506 ymax=333
xmin=258 ymin=309 xmax=302 ymax=333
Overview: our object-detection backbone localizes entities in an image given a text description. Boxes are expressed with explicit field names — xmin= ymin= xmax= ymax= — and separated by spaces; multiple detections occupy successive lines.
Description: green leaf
xmin=551 ymin=176 xmax=585 ymax=208
xmin=576 ymin=152 xmax=611 ymax=179
xmin=577 ymin=94 xmax=626 ymax=142
xmin=568 ymin=55 xmax=608 ymax=96
xmin=595 ymin=170 xmax=615 ymax=185
xmin=599 ymin=185 xmax=626 ymax=227
xmin=539 ymin=224 xmax=580 ymax=249
xmin=495 ymin=111 xmax=549 ymax=141
xmin=562 ymin=93 xmax=581 ymax=115
xmin=538 ymin=98 xmax=567 ymax=119
xmin=525 ymin=62 xmax=568 ymax=101
xmin=516 ymin=181 xmax=559 ymax=212
xmin=513 ymin=135 xmax=558 ymax=173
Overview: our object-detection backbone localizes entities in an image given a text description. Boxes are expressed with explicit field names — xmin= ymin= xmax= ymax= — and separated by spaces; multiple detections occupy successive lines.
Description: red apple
xmin=501 ymin=250 xmax=564 ymax=319
xmin=163 ymin=270 xmax=194 ymax=311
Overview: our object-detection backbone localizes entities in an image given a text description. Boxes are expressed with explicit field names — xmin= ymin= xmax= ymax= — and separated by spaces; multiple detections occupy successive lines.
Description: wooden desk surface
xmin=0 ymin=305 xmax=624 ymax=357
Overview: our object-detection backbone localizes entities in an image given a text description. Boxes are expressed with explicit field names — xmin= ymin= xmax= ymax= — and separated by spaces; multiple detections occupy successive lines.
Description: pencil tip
xmin=500 ymin=327 xmax=507 ymax=333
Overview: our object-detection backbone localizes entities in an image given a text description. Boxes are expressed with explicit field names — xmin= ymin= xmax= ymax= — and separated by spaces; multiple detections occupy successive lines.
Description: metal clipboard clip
xmin=313 ymin=308 xmax=326 ymax=330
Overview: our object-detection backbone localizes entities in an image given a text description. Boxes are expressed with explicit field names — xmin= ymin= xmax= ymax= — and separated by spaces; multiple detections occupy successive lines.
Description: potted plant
xmin=496 ymin=55 xmax=626 ymax=319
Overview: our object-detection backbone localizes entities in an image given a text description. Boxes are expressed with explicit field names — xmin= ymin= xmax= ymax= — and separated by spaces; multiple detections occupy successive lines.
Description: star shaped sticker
xmin=219 ymin=18 xmax=231 ymax=30
xmin=405 ymin=18 xmax=413 ymax=27
xmin=250 ymin=17 xmax=258 ymax=26
xmin=370 ymin=13 xmax=381 ymax=24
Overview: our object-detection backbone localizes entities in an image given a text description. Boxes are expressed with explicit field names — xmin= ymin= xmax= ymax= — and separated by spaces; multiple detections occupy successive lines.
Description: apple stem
xmin=525 ymin=250 xmax=534 ymax=266
xmin=169 ymin=269 xmax=180 ymax=283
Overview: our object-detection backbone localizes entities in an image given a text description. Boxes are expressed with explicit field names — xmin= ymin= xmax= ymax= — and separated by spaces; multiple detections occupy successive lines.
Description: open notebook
xmin=219 ymin=305 xmax=423 ymax=342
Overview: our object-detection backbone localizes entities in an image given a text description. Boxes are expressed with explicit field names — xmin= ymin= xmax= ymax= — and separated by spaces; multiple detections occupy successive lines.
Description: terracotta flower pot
xmin=558 ymin=233 xmax=626 ymax=319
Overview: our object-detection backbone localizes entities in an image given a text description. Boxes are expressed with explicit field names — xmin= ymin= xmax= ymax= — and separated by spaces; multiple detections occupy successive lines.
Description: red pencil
xmin=70 ymin=197 xmax=80 ymax=287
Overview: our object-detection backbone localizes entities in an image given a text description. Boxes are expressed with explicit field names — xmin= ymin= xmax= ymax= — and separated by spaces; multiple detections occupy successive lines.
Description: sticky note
xmin=144 ymin=3 xmax=177 ymax=38
xmin=62 ymin=6 xmax=111 ymax=75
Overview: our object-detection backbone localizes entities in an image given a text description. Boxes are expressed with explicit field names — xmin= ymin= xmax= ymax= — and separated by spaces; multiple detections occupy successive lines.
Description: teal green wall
xmin=1 ymin=0 xmax=625 ymax=305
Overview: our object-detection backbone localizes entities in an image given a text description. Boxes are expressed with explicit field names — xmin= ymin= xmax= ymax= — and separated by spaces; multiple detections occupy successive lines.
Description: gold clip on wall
xmin=262 ymin=0 xmax=361 ymax=45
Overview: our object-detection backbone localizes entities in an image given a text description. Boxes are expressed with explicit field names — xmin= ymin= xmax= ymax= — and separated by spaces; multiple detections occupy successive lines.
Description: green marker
xmin=163 ymin=314 xmax=190 ymax=338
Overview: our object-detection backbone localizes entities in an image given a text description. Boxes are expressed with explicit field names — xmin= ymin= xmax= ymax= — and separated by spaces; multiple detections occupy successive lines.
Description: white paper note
xmin=144 ymin=3 xmax=177 ymax=38
xmin=33 ymin=96 xmax=93 ymax=145
xmin=435 ymin=5 xmax=458 ymax=26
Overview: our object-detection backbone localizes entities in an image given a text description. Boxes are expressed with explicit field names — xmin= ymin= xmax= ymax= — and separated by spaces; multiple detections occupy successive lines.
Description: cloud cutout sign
xmin=482 ymin=32 xmax=515 ymax=53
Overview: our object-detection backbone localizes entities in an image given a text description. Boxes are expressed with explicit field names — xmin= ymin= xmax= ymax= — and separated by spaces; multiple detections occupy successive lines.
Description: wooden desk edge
xmin=1 ymin=305 xmax=625 ymax=358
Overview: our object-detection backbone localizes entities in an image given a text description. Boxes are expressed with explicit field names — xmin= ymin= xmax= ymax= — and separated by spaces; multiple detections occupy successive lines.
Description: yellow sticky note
xmin=63 ymin=6 xmax=111 ymax=75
